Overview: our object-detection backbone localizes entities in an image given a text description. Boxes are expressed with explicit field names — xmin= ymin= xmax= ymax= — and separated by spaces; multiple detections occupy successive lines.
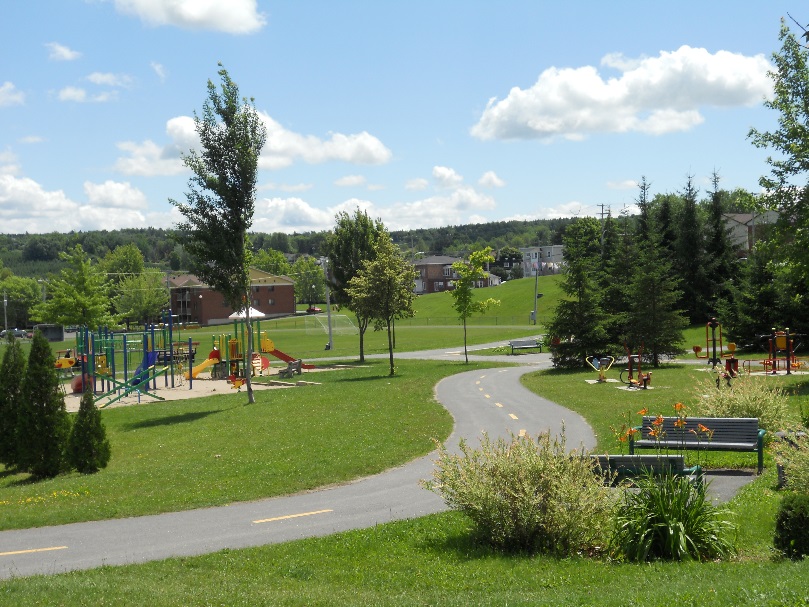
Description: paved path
xmin=0 ymin=343 xmax=753 ymax=579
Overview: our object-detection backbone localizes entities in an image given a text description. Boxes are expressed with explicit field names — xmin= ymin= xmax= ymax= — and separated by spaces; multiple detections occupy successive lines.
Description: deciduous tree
xmin=449 ymin=247 xmax=499 ymax=363
xmin=171 ymin=65 xmax=266 ymax=404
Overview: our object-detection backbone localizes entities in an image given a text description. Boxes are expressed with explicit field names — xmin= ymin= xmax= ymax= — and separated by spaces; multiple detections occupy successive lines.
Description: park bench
xmin=589 ymin=454 xmax=703 ymax=486
xmin=508 ymin=338 xmax=542 ymax=354
xmin=278 ymin=359 xmax=302 ymax=379
xmin=629 ymin=416 xmax=766 ymax=474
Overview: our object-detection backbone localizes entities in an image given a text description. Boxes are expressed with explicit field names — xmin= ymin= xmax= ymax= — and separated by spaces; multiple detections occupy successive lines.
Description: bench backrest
xmin=638 ymin=416 xmax=760 ymax=443
xmin=591 ymin=454 xmax=685 ymax=475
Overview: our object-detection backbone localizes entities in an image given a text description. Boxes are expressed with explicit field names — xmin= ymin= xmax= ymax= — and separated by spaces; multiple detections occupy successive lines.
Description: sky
xmin=0 ymin=1 xmax=798 ymax=235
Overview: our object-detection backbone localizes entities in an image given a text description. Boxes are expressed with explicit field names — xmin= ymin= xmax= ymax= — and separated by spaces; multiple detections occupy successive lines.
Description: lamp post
xmin=3 ymin=291 xmax=7 ymax=332
xmin=318 ymin=257 xmax=333 ymax=351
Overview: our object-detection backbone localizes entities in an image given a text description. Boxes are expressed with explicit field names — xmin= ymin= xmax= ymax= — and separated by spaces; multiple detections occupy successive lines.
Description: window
xmin=436 ymin=281 xmax=444 ymax=290
xmin=267 ymin=285 xmax=275 ymax=292
xmin=252 ymin=299 xmax=259 ymax=307
xmin=443 ymin=266 xmax=452 ymax=277
xmin=267 ymin=298 xmax=275 ymax=306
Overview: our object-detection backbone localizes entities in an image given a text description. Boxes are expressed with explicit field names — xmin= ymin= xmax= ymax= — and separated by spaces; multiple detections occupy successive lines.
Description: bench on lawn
xmin=629 ymin=416 xmax=766 ymax=474
xmin=590 ymin=454 xmax=703 ymax=486
xmin=508 ymin=338 xmax=542 ymax=354
xmin=278 ymin=359 xmax=302 ymax=379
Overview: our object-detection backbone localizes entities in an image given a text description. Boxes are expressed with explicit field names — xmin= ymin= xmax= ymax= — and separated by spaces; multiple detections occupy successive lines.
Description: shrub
xmin=611 ymin=471 xmax=737 ymax=561
xmin=773 ymin=434 xmax=809 ymax=494
xmin=0 ymin=336 xmax=26 ymax=468
xmin=66 ymin=390 xmax=111 ymax=474
xmin=693 ymin=374 xmax=791 ymax=433
xmin=422 ymin=430 xmax=614 ymax=556
xmin=774 ymin=492 xmax=809 ymax=559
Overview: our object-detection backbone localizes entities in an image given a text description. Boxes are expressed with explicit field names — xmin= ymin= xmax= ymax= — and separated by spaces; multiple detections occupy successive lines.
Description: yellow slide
xmin=185 ymin=357 xmax=219 ymax=380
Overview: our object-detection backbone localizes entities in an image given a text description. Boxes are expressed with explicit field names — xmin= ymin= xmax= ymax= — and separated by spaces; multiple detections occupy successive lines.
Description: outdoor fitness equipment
xmin=585 ymin=355 xmax=615 ymax=382
xmin=620 ymin=343 xmax=651 ymax=389
xmin=743 ymin=327 xmax=805 ymax=376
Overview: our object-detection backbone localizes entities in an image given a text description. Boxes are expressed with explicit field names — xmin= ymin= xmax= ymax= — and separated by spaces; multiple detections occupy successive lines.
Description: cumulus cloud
xmin=334 ymin=174 xmax=366 ymax=187
xmin=478 ymin=170 xmax=505 ymax=188
xmin=253 ymin=197 xmax=336 ymax=233
xmin=0 ymin=174 xmax=83 ymax=232
xmin=0 ymin=82 xmax=24 ymax=107
xmin=258 ymin=181 xmax=313 ymax=193
xmin=151 ymin=61 xmax=167 ymax=82
xmin=433 ymin=166 xmax=463 ymax=189
xmin=87 ymin=72 xmax=134 ymax=88
xmin=57 ymin=86 xmax=118 ymax=103
xmin=0 ymin=151 xmax=20 ymax=176
xmin=45 ymin=42 xmax=81 ymax=61
xmin=607 ymin=179 xmax=638 ymax=190
xmin=84 ymin=180 xmax=148 ymax=209
xmin=405 ymin=177 xmax=429 ymax=191
xmin=116 ymin=112 xmax=391 ymax=175
xmin=471 ymin=46 xmax=772 ymax=141
xmin=112 ymin=0 xmax=266 ymax=34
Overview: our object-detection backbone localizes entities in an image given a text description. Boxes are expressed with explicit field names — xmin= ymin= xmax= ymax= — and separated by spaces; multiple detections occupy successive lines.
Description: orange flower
xmin=652 ymin=415 xmax=664 ymax=427
xmin=648 ymin=428 xmax=658 ymax=438
xmin=638 ymin=407 xmax=649 ymax=416
xmin=674 ymin=418 xmax=686 ymax=428
xmin=698 ymin=423 xmax=709 ymax=432
xmin=626 ymin=427 xmax=639 ymax=437
xmin=673 ymin=402 xmax=684 ymax=412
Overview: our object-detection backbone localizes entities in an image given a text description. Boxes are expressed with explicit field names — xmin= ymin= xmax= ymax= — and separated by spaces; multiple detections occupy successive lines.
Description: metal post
xmin=320 ymin=257 xmax=333 ymax=351
xmin=532 ymin=259 xmax=539 ymax=325
xmin=3 ymin=291 xmax=6 ymax=332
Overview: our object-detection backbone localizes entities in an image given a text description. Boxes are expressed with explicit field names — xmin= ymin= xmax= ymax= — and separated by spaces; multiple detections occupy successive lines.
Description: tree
xmin=326 ymin=209 xmax=386 ymax=362
xmin=114 ymin=270 xmax=170 ymax=325
xmin=0 ymin=276 xmax=42 ymax=329
xmin=346 ymin=232 xmax=417 ymax=375
xmin=253 ymin=248 xmax=292 ymax=277
xmin=704 ymin=172 xmax=739 ymax=310
xmin=66 ymin=390 xmax=111 ymax=474
xmin=291 ymin=255 xmax=325 ymax=305
xmin=0 ymin=336 xmax=26 ymax=468
xmin=547 ymin=218 xmax=610 ymax=368
xmin=16 ymin=331 xmax=71 ymax=478
xmin=749 ymin=19 xmax=809 ymax=292
xmin=30 ymin=245 xmax=113 ymax=330
xmin=674 ymin=175 xmax=710 ymax=323
xmin=171 ymin=65 xmax=267 ymax=404
xmin=449 ymin=247 xmax=500 ymax=363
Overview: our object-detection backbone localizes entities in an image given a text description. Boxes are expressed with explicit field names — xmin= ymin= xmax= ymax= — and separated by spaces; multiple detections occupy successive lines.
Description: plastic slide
xmin=131 ymin=351 xmax=159 ymax=386
xmin=265 ymin=347 xmax=315 ymax=369
xmin=186 ymin=357 xmax=219 ymax=379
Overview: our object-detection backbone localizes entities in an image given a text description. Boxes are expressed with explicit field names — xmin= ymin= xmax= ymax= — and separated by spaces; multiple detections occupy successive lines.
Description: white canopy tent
xmin=228 ymin=307 xmax=266 ymax=319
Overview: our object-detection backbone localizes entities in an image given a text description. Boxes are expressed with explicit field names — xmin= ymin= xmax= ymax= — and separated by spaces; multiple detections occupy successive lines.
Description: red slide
xmin=267 ymin=348 xmax=315 ymax=369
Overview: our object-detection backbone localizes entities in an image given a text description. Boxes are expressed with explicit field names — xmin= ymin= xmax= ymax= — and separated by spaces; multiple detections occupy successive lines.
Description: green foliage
xmin=773 ymin=434 xmax=809 ymax=494
xmin=114 ymin=270 xmax=169 ymax=325
xmin=424 ymin=430 xmax=614 ymax=556
xmin=252 ymin=247 xmax=292 ymax=277
xmin=15 ymin=332 xmax=71 ymax=478
xmin=291 ymin=255 xmax=325 ymax=305
xmin=346 ymin=232 xmax=417 ymax=375
xmin=449 ymin=247 xmax=500 ymax=362
xmin=0 ymin=275 xmax=42 ymax=328
xmin=774 ymin=492 xmax=809 ymax=560
xmin=611 ymin=470 xmax=737 ymax=561
xmin=172 ymin=64 xmax=267 ymax=404
xmin=30 ymin=244 xmax=113 ymax=330
xmin=0 ymin=336 xmax=26 ymax=468
xmin=692 ymin=374 xmax=791 ymax=433
xmin=66 ymin=390 xmax=111 ymax=474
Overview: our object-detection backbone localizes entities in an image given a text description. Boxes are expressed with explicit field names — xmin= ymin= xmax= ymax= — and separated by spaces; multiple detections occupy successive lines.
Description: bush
xmin=422 ymin=430 xmax=614 ymax=556
xmin=66 ymin=390 xmax=111 ymax=474
xmin=773 ymin=434 xmax=809 ymax=494
xmin=611 ymin=471 xmax=737 ymax=561
xmin=693 ymin=374 xmax=791 ymax=433
xmin=774 ymin=492 xmax=809 ymax=559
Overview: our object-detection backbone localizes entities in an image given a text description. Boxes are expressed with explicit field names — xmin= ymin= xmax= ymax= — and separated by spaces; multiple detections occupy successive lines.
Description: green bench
xmin=590 ymin=454 xmax=703 ymax=486
xmin=629 ymin=416 xmax=766 ymax=474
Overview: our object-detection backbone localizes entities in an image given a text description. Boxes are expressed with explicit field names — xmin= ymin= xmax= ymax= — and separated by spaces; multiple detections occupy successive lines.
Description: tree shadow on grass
xmin=122 ymin=409 xmax=223 ymax=431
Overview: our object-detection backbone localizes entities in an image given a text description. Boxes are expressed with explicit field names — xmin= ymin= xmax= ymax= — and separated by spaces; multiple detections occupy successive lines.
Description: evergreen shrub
xmin=67 ymin=390 xmax=111 ymax=474
xmin=774 ymin=492 xmax=809 ymax=560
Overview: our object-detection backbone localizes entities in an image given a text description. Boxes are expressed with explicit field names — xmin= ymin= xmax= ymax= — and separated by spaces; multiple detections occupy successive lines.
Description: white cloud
xmin=0 ymin=151 xmax=20 ymax=176
xmin=84 ymin=180 xmax=148 ymax=209
xmin=151 ymin=61 xmax=167 ymax=82
xmin=87 ymin=72 xmax=134 ymax=88
xmin=405 ymin=177 xmax=429 ymax=191
xmin=606 ymin=179 xmax=638 ymax=190
xmin=0 ymin=174 xmax=83 ymax=232
xmin=471 ymin=46 xmax=772 ymax=141
xmin=57 ymin=86 xmax=118 ymax=103
xmin=113 ymin=0 xmax=266 ymax=34
xmin=253 ymin=197 xmax=335 ymax=233
xmin=19 ymin=135 xmax=44 ymax=144
xmin=0 ymin=82 xmax=24 ymax=107
xmin=258 ymin=182 xmax=313 ymax=193
xmin=117 ymin=112 xmax=392 ymax=176
xmin=334 ymin=174 xmax=366 ymax=187
xmin=45 ymin=42 xmax=81 ymax=61
xmin=504 ymin=201 xmax=593 ymax=221
xmin=433 ymin=166 xmax=463 ymax=189
xmin=478 ymin=170 xmax=505 ymax=188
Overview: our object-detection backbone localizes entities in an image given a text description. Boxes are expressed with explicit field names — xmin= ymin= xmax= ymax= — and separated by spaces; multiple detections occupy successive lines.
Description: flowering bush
xmin=422 ymin=430 xmax=615 ymax=556
xmin=693 ymin=374 xmax=791 ymax=433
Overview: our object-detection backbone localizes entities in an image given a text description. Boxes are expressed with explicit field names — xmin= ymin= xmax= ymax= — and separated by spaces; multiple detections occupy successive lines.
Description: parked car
xmin=0 ymin=328 xmax=27 ymax=339
xmin=306 ymin=306 xmax=323 ymax=314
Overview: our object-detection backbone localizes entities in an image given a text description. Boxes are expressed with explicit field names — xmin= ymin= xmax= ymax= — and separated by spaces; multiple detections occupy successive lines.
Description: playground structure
xmin=692 ymin=317 xmax=739 ymax=377
xmin=620 ymin=343 xmax=652 ymax=389
xmin=742 ymin=327 xmax=805 ymax=376
xmin=585 ymin=355 xmax=615 ymax=382
xmin=59 ymin=310 xmax=314 ymax=407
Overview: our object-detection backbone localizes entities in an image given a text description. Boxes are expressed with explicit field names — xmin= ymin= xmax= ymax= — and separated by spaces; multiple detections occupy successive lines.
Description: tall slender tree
xmin=172 ymin=65 xmax=266 ymax=404
xmin=674 ymin=175 xmax=710 ymax=323
xmin=66 ymin=390 xmax=111 ymax=474
xmin=0 ymin=336 xmax=26 ymax=469
xmin=704 ymin=171 xmax=739 ymax=311
xmin=16 ymin=332 xmax=71 ymax=478
xmin=346 ymin=232 xmax=417 ymax=375
xmin=448 ymin=247 xmax=499 ymax=363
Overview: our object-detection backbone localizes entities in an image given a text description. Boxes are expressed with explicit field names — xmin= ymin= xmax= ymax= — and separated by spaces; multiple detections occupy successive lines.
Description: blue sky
xmin=0 ymin=1 xmax=794 ymax=235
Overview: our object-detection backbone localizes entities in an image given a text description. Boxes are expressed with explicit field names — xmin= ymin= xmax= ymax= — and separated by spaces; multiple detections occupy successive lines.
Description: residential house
xmin=519 ymin=245 xmax=565 ymax=278
xmin=412 ymin=255 xmax=501 ymax=294
xmin=168 ymin=268 xmax=295 ymax=326
xmin=723 ymin=211 xmax=779 ymax=255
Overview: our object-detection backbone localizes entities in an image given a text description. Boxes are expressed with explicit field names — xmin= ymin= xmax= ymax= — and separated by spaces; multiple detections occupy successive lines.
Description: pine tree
xmin=0 ymin=336 xmax=26 ymax=469
xmin=66 ymin=390 xmax=111 ymax=474
xmin=16 ymin=331 xmax=71 ymax=478
xmin=674 ymin=175 xmax=710 ymax=323
xmin=704 ymin=172 xmax=739 ymax=311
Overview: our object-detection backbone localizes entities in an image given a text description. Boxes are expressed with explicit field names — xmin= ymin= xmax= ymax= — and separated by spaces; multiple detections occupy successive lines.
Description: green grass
xmin=0 ymin=359 xmax=458 ymax=531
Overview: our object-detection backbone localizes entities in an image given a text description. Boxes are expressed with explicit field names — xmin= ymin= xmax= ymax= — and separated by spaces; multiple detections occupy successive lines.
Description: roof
xmin=414 ymin=255 xmax=461 ymax=265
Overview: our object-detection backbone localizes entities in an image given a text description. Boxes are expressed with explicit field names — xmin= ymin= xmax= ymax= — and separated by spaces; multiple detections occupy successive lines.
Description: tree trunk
xmin=463 ymin=319 xmax=469 ymax=363
xmin=245 ymin=306 xmax=255 ymax=404
xmin=387 ymin=319 xmax=395 ymax=375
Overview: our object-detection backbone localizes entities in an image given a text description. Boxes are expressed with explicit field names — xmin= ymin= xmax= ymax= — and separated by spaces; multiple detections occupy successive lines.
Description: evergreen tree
xmin=547 ymin=217 xmax=610 ymax=368
xmin=16 ymin=331 xmax=71 ymax=478
xmin=704 ymin=172 xmax=739 ymax=311
xmin=0 ymin=336 xmax=26 ymax=468
xmin=599 ymin=211 xmax=630 ymax=346
xmin=66 ymin=390 xmax=111 ymax=474
xmin=674 ymin=175 xmax=710 ymax=323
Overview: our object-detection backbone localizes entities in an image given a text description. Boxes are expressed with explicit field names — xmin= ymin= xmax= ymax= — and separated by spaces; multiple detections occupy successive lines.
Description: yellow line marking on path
xmin=475 ymin=380 xmax=481 ymax=385
xmin=484 ymin=394 xmax=491 ymax=399
xmin=253 ymin=509 xmax=333 ymax=524
xmin=495 ymin=402 xmax=504 ymax=408
xmin=0 ymin=546 xmax=68 ymax=557
xmin=519 ymin=429 xmax=526 ymax=437
xmin=509 ymin=413 xmax=518 ymax=420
